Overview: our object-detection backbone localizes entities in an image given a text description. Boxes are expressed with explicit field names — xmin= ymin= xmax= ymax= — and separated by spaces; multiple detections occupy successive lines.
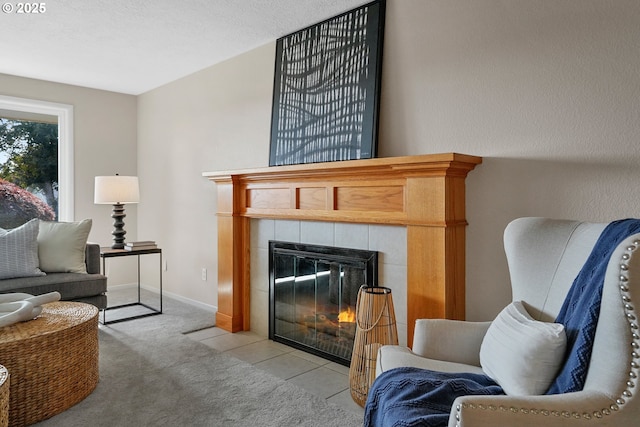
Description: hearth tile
xmin=289 ymin=349 xmax=331 ymax=366
xmin=335 ymin=223 xmax=369 ymax=250
xmin=274 ymin=219 xmax=300 ymax=242
xmin=300 ymin=221 xmax=335 ymax=246
xmin=379 ymin=263 xmax=408 ymax=325
xmin=325 ymin=361 xmax=350 ymax=375
xmin=262 ymin=339 xmax=297 ymax=353
xmin=254 ymin=353 xmax=319 ymax=380
xmin=397 ymin=321 xmax=408 ymax=348
xmin=369 ymin=225 xmax=406 ymax=266
xmin=288 ymin=366 xmax=348 ymax=399
xmin=199 ymin=331 xmax=264 ymax=352
xmin=251 ymin=218 xmax=275 ymax=249
xmin=250 ymin=290 xmax=269 ymax=336
xmin=327 ymin=389 xmax=365 ymax=416
xmin=250 ymin=247 xmax=269 ymax=292
xmin=184 ymin=327 xmax=228 ymax=341
xmin=225 ymin=340 xmax=288 ymax=364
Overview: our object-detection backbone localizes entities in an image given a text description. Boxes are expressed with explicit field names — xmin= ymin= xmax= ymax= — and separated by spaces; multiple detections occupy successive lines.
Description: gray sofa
xmin=0 ymin=243 xmax=107 ymax=309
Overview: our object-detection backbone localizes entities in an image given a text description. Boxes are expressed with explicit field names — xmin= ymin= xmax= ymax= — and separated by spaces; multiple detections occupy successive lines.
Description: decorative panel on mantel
xmin=203 ymin=153 xmax=482 ymax=345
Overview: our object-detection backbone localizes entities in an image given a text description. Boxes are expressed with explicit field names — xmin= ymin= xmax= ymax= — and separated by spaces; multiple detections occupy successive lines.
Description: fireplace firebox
xmin=269 ymin=241 xmax=378 ymax=366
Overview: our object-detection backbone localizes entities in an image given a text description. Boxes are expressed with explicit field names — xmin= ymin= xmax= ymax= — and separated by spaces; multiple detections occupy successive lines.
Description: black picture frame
xmin=269 ymin=0 xmax=386 ymax=166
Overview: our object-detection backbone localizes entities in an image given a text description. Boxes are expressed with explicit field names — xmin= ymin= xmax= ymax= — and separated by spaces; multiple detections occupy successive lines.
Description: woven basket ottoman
xmin=0 ymin=365 xmax=8 ymax=427
xmin=0 ymin=302 xmax=98 ymax=427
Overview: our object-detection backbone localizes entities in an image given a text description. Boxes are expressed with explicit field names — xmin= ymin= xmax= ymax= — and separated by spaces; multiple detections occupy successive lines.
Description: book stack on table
xmin=124 ymin=241 xmax=157 ymax=251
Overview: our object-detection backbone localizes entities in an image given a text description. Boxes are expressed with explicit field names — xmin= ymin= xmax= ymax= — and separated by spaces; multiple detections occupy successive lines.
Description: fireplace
xmin=269 ymin=241 xmax=378 ymax=365
xmin=203 ymin=153 xmax=482 ymax=346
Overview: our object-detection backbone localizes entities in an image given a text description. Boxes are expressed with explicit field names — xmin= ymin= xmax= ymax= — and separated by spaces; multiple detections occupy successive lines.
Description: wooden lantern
xmin=349 ymin=285 xmax=398 ymax=407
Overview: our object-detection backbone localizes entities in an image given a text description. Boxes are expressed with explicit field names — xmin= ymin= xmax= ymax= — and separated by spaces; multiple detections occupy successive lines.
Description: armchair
xmin=375 ymin=217 xmax=640 ymax=426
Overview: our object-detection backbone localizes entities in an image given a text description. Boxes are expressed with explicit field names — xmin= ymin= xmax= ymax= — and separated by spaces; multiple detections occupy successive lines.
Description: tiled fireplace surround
xmin=203 ymin=153 xmax=482 ymax=347
xmin=250 ymin=219 xmax=409 ymax=346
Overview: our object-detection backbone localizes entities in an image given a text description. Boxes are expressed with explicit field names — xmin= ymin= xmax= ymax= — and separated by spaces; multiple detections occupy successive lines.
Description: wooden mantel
xmin=203 ymin=153 xmax=482 ymax=345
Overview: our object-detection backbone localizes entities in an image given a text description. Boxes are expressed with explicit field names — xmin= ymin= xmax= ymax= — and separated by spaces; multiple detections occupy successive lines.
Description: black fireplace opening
xmin=269 ymin=241 xmax=378 ymax=366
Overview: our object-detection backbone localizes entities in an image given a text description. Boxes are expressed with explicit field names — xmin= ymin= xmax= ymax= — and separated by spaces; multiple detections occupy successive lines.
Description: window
xmin=0 ymin=95 xmax=73 ymax=228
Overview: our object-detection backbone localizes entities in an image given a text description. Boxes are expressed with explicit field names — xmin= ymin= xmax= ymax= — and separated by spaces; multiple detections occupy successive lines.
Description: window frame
xmin=0 ymin=95 xmax=74 ymax=221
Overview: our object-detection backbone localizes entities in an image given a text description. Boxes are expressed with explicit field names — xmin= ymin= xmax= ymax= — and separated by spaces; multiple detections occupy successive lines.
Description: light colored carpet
xmin=33 ymin=288 xmax=364 ymax=427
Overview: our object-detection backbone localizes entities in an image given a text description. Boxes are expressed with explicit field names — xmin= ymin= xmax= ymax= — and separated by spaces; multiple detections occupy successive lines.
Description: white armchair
xmin=375 ymin=217 xmax=640 ymax=426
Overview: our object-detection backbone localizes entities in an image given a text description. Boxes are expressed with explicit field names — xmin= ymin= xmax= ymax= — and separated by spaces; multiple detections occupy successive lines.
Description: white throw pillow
xmin=480 ymin=301 xmax=566 ymax=395
xmin=37 ymin=219 xmax=92 ymax=273
xmin=0 ymin=218 xmax=46 ymax=279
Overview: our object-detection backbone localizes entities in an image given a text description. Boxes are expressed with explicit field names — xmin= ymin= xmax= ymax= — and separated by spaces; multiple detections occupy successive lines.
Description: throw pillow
xmin=37 ymin=219 xmax=92 ymax=273
xmin=479 ymin=301 xmax=567 ymax=395
xmin=0 ymin=218 xmax=46 ymax=279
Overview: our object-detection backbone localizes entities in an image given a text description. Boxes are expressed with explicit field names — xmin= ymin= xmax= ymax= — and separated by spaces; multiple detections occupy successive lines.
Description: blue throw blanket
xmin=364 ymin=219 xmax=640 ymax=426
xmin=546 ymin=218 xmax=640 ymax=394
xmin=364 ymin=368 xmax=503 ymax=427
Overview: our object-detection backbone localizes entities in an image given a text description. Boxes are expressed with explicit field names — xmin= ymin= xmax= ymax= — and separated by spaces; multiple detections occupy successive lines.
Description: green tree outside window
xmin=0 ymin=118 xmax=58 ymax=228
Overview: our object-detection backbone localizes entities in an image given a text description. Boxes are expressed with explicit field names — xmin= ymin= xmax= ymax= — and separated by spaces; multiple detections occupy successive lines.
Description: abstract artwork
xmin=269 ymin=0 xmax=386 ymax=166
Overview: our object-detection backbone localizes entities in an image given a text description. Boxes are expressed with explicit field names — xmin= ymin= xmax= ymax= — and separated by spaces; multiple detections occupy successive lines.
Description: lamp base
xmin=110 ymin=203 xmax=126 ymax=249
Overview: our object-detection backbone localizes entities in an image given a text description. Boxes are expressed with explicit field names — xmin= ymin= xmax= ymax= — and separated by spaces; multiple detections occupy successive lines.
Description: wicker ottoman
xmin=0 ymin=365 xmax=8 ymax=427
xmin=0 ymin=302 xmax=99 ymax=427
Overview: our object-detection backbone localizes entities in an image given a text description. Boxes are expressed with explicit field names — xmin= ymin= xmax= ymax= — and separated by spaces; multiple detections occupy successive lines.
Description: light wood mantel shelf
xmin=203 ymin=153 xmax=482 ymax=345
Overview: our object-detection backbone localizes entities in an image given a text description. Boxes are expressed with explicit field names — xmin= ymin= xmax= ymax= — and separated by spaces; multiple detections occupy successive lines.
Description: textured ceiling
xmin=0 ymin=0 xmax=372 ymax=95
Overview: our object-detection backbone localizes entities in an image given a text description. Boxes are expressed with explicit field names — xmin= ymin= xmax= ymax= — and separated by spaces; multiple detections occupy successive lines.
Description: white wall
xmin=0 ymin=73 xmax=139 ymax=284
xmin=137 ymin=45 xmax=275 ymax=306
xmin=137 ymin=0 xmax=640 ymax=321
xmin=378 ymin=0 xmax=640 ymax=319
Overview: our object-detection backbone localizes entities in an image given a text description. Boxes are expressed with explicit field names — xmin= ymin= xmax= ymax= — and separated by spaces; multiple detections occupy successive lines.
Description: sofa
xmin=370 ymin=217 xmax=640 ymax=426
xmin=0 ymin=218 xmax=107 ymax=309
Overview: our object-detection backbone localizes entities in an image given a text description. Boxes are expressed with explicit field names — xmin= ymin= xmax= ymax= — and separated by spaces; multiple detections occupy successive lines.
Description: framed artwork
xmin=269 ymin=0 xmax=386 ymax=166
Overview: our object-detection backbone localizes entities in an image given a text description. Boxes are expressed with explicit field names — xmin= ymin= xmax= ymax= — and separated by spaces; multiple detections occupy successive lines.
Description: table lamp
xmin=94 ymin=175 xmax=139 ymax=249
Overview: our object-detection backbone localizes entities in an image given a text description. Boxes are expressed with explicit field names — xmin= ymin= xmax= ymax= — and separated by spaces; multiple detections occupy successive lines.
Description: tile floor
xmin=184 ymin=327 xmax=365 ymax=417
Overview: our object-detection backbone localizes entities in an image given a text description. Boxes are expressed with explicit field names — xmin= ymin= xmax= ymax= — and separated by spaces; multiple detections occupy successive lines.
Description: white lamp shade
xmin=94 ymin=176 xmax=140 ymax=204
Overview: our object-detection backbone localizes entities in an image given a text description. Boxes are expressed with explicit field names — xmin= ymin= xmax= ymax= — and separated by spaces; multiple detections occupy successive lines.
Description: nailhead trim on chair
xmin=454 ymin=239 xmax=640 ymax=426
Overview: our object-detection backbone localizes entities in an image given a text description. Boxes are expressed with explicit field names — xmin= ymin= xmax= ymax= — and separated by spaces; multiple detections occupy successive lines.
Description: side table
xmin=100 ymin=247 xmax=163 ymax=324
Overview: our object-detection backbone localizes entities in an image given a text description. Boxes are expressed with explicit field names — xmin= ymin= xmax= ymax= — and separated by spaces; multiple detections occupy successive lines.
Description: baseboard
xmin=107 ymin=283 xmax=217 ymax=314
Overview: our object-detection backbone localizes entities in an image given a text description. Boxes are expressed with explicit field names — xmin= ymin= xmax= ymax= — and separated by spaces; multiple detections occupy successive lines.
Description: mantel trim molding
xmin=204 ymin=153 xmax=482 ymax=345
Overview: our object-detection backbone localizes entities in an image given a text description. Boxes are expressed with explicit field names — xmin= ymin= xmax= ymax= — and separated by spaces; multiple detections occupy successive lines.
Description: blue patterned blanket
xmin=364 ymin=368 xmax=502 ymax=427
xmin=546 ymin=218 xmax=640 ymax=394
xmin=364 ymin=219 xmax=640 ymax=426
